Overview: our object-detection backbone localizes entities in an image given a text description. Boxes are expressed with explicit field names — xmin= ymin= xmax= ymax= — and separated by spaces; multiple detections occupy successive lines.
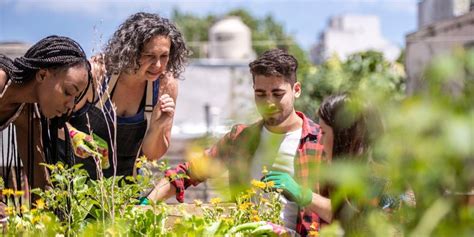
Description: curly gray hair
xmin=103 ymin=12 xmax=188 ymax=78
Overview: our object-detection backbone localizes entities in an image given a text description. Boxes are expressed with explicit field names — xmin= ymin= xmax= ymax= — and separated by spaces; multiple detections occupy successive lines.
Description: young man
xmin=147 ymin=49 xmax=331 ymax=235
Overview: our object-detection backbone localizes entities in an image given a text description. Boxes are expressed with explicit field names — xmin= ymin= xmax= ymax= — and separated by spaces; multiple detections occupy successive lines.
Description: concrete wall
xmin=406 ymin=11 xmax=474 ymax=94
xmin=418 ymin=0 xmax=470 ymax=28
xmin=173 ymin=60 xmax=258 ymax=138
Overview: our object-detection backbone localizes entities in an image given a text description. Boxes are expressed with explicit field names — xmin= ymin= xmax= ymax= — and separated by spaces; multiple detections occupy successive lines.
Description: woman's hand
xmin=152 ymin=94 xmax=175 ymax=122
xmin=150 ymin=72 xmax=177 ymax=124
xmin=141 ymin=72 xmax=178 ymax=160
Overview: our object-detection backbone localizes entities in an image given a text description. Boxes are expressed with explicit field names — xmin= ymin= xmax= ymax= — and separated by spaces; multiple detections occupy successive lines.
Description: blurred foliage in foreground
xmin=319 ymin=48 xmax=474 ymax=236
xmin=1 ymin=161 xmax=287 ymax=236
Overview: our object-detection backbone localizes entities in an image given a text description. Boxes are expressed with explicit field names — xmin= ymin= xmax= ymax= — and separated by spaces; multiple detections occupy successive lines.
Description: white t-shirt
xmin=250 ymin=126 xmax=302 ymax=230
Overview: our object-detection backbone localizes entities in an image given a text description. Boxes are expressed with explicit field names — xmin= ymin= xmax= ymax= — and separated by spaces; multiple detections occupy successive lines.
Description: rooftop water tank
xmin=208 ymin=16 xmax=253 ymax=60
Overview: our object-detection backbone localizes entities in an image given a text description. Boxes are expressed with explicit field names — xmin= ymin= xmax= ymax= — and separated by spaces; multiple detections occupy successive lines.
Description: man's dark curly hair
xmin=249 ymin=48 xmax=298 ymax=85
xmin=103 ymin=12 xmax=189 ymax=78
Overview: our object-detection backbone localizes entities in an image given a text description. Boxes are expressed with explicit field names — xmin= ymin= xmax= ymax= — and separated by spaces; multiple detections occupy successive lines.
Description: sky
xmin=0 ymin=0 xmax=418 ymax=57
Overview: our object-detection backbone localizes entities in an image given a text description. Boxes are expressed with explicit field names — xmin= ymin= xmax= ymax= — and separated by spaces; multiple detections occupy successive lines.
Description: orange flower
xmin=310 ymin=222 xmax=319 ymax=230
xmin=251 ymin=215 xmax=260 ymax=222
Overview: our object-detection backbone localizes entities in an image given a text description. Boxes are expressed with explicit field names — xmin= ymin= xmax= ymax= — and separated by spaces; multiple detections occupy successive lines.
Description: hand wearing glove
xmin=138 ymin=197 xmax=150 ymax=206
xmin=69 ymin=126 xmax=109 ymax=169
xmin=262 ymin=171 xmax=312 ymax=207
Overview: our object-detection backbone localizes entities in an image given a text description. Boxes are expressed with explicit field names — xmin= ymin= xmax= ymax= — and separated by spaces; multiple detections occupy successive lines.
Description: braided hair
xmin=0 ymin=35 xmax=92 ymax=103
xmin=0 ymin=36 xmax=92 ymax=194
xmin=0 ymin=54 xmax=20 ymax=82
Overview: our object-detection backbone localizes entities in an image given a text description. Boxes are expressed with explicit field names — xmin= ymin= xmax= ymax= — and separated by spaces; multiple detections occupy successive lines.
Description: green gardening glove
xmin=138 ymin=197 xmax=150 ymax=206
xmin=262 ymin=171 xmax=313 ymax=207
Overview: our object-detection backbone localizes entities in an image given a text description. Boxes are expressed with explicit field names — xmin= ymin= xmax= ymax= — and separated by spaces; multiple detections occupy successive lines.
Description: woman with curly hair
xmin=63 ymin=12 xmax=189 ymax=179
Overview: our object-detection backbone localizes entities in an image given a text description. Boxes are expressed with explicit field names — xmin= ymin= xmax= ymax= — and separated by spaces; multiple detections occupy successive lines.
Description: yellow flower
xmin=308 ymin=230 xmax=319 ymax=237
xmin=265 ymin=181 xmax=275 ymax=188
xmin=310 ymin=222 xmax=319 ymax=230
xmin=41 ymin=214 xmax=52 ymax=223
xmin=251 ymin=215 xmax=260 ymax=222
xmin=251 ymin=180 xmax=266 ymax=189
xmin=193 ymin=199 xmax=203 ymax=207
xmin=135 ymin=160 xmax=143 ymax=169
xmin=20 ymin=205 xmax=28 ymax=213
xmin=32 ymin=216 xmax=41 ymax=224
xmin=238 ymin=202 xmax=251 ymax=210
xmin=2 ymin=188 xmax=14 ymax=196
xmin=246 ymin=189 xmax=256 ymax=195
xmin=240 ymin=194 xmax=250 ymax=200
xmin=14 ymin=190 xmax=25 ymax=197
xmin=262 ymin=166 xmax=269 ymax=175
xmin=5 ymin=206 xmax=14 ymax=215
xmin=57 ymin=163 xmax=64 ymax=170
xmin=35 ymin=199 xmax=45 ymax=209
xmin=224 ymin=217 xmax=234 ymax=226
xmin=210 ymin=197 xmax=221 ymax=205
xmin=187 ymin=146 xmax=217 ymax=180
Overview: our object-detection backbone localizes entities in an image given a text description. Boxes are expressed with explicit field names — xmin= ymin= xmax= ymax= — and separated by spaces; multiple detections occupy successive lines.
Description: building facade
xmin=311 ymin=14 xmax=400 ymax=64
xmin=405 ymin=1 xmax=474 ymax=94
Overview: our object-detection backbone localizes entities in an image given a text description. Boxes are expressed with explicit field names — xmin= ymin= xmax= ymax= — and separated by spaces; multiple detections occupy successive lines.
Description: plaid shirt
xmin=166 ymin=111 xmax=326 ymax=236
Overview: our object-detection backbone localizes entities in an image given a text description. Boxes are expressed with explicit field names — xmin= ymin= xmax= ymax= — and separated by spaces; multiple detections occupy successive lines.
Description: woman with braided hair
xmin=0 ymin=35 xmax=90 ymax=125
xmin=61 ymin=12 xmax=189 ymax=179
xmin=0 ymin=35 xmax=91 ymax=217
